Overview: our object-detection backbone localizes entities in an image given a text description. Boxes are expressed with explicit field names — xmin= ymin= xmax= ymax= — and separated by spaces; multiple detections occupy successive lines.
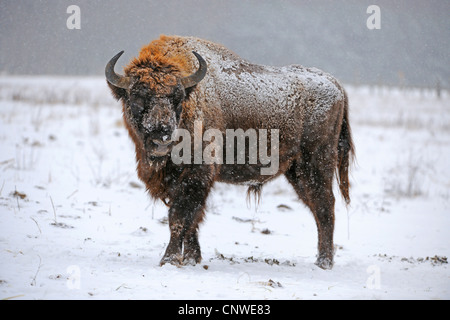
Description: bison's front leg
xmin=182 ymin=228 xmax=202 ymax=265
xmin=160 ymin=166 xmax=214 ymax=267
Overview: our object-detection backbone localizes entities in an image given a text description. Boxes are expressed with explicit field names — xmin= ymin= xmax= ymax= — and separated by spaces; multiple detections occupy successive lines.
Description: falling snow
xmin=0 ymin=77 xmax=449 ymax=299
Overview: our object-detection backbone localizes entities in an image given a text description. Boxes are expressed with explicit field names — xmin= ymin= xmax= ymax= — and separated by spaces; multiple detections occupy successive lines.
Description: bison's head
xmin=105 ymin=50 xmax=207 ymax=168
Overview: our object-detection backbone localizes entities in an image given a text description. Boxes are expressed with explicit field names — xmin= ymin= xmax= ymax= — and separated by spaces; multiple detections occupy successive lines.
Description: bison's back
xmin=183 ymin=37 xmax=344 ymax=133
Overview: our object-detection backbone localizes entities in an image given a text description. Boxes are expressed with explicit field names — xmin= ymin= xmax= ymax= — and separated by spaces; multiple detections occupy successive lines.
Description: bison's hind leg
xmin=285 ymin=150 xmax=336 ymax=270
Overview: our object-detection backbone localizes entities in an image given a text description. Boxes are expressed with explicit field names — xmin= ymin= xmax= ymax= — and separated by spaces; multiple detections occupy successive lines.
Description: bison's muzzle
xmin=151 ymin=138 xmax=173 ymax=157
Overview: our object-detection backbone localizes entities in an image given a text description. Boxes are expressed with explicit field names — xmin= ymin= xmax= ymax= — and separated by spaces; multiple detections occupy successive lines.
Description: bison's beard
xmin=150 ymin=156 xmax=169 ymax=171
xmin=142 ymin=151 xmax=170 ymax=171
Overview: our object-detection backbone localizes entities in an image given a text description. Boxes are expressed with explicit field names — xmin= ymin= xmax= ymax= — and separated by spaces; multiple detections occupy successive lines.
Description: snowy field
xmin=0 ymin=76 xmax=449 ymax=300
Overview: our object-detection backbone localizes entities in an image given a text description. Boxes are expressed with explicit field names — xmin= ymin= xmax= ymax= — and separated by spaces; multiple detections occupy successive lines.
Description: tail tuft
xmin=337 ymin=91 xmax=355 ymax=205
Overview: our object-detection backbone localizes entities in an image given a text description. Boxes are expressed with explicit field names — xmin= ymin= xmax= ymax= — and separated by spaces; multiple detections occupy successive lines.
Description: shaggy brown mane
xmin=124 ymin=35 xmax=190 ymax=79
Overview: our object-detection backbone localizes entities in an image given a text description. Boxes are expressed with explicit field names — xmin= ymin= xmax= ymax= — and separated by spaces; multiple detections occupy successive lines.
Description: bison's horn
xmin=181 ymin=51 xmax=207 ymax=89
xmin=105 ymin=51 xmax=132 ymax=89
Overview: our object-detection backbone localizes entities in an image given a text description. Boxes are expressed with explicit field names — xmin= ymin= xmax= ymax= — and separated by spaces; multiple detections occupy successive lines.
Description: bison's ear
xmin=107 ymin=81 xmax=127 ymax=101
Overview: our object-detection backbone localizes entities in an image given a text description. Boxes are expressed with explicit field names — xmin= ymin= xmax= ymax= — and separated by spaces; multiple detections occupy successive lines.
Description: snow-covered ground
xmin=0 ymin=76 xmax=448 ymax=300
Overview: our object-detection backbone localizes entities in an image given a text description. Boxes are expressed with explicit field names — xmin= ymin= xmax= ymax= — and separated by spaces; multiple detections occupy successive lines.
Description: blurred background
xmin=1 ymin=0 xmax=449 ymax=88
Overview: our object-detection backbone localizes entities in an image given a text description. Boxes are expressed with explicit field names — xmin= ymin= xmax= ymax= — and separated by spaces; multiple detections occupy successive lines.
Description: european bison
xmin=106 ymin=35 xmax=354 ymax=269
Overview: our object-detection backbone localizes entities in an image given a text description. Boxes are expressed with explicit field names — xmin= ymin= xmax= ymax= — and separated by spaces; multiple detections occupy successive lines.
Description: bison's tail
xmin=337 ymin=90 xmax=355 ymax=205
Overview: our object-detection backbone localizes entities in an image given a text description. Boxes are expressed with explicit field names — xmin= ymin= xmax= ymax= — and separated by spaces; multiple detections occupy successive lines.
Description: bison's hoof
xmin=182 ymin=249 xmax=202 ymax=266
xmin=182 ymin=257 xmax=199 ymax=266
xmin=315 ymin=256 xmax=334 ymax=270
xmin=182 ymin=254 xmax=202 ymax=266
xmin=160 ymin=254 xmax=183 ymax=267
